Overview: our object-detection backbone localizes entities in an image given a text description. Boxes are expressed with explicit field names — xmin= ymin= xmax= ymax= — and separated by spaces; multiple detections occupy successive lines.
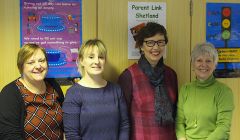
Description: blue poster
xmin=206 ymin=3 xmax=240 ymax=78
xmin=20 ymin=0 xmax=82 ymax=79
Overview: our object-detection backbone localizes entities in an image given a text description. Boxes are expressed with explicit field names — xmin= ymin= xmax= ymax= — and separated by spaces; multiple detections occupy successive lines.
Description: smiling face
xmin=141 ymin=33 xmax=166 ymax=67
xmin=22 ymin=49 xmax=48 ymax=83
xmin=193 ymin=54 xmax=216 ymax=81
xmin=80 ymin=47 xmax=106 ymax=77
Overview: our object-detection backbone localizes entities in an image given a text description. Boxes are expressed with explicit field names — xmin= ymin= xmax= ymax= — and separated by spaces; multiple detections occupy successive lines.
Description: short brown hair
xmin=17 ymin=44 xmax=48 ymax=74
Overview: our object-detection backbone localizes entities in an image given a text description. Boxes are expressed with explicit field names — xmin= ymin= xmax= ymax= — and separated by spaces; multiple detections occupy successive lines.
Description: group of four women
xmin=0 ymin=22 xmax=234 ymax=140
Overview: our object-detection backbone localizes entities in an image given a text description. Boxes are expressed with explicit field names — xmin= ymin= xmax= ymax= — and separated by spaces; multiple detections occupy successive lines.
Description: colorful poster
xmin=20 ymin=0 xmax=82 ymax=78
xmin=128 ymin=2 xmax=166 ymax=59
xmin=206 ymin=3 xmax=240 ymax=78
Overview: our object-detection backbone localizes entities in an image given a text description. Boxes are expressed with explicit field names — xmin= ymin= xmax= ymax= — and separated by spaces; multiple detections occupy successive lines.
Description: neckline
xmin=17 ymin=78 xmax=48 ymax=95
xmin=76 ymin=81 xmax=108 ymax=89
xmin=194 ymin=74 xmax=215 ymax=87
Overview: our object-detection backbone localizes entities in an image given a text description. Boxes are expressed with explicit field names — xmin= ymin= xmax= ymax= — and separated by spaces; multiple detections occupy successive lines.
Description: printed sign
xmin=206 ymin=3 xmax=240 ymax=78
xmin=20 ymin=0 xmax=82 ymax=78
xmin=128 ymin=2 xmax=166 ymax=59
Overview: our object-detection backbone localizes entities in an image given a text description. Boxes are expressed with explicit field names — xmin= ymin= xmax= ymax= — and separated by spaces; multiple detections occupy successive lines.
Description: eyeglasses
xmin=144 ymin=40 xmax=166 ymax=47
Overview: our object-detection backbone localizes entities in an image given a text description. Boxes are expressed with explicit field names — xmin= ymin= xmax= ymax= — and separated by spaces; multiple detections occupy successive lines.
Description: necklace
xmin=191 ymin=85 xmax=199 ymax=129
xmin=20 ymin=78 xmax=46 ymax=94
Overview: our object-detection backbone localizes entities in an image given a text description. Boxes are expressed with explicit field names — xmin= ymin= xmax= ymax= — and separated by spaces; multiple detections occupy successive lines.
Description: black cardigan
xmin=0 ymin=78 xmax=64 ymax=140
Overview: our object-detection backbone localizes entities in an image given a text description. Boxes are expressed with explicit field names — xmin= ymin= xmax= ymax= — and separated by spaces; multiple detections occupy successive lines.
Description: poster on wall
xmin=20 ymin=0 xmax=82 ymax=79
xmin=128 ymin=2 xmax=166 ymax=59
xmin=206 ymin=3 xmax=240 ymax=78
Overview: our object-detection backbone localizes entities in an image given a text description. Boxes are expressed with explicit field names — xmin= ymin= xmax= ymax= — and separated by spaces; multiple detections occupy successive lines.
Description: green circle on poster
xmin=222 ymin=30 xmax=231 ymax=40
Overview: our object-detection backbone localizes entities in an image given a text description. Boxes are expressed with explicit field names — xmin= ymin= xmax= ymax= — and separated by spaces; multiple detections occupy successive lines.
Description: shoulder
xmin=106 ymin=82 xmax=123 ymax=95
xmin=213 ymin=80 xmax=234 ymax=108
xmin=177 ymin=82 xmax=194 ymax=102
xmin=45 ymin=78 xmax=62 ymax=92
xmin=45 ymin=78 xmax=64 ymax=104
xmin=107 ymin=82 xmax=121 ymax=91
xmin=214 ymin=80 xmax=233 ymax=96
xmin=119 ymin=63 xmax=138 ymax=77
xmin=65 ymin=84 xmax=84 ymax=98
xmin=164 ymin=65 xmax=178 ymax=83
xmin=1 ymin=80 xmax=18 ymax=91
xmin=128 ymin=63 xmax=138 ymax=69
xmin=1 ymin=80 xmax=20 ymax=97
xmin=64 ymin=84 xmax=82 ymax=104
xmin=67 ymin=83 xmax=81 ymax=94
xmin=164 ymin=65 xmax=177 ymax=76
xmin=0 ymin=79 xmax=23 ymax=107
xmin=179 ymin=82 xmax=194 ymax=94
xmin=67 ymin=83 xmax=82 ymax=91
xmin=120 ymin=68 xmax=130 ymax=76
xmin=119 ymin=69 xmax=131 ymax=79
xmin=215 ymin=80 xmax=232 ymax=90
xmin=125 ymin=63 xmax=139 ymax=72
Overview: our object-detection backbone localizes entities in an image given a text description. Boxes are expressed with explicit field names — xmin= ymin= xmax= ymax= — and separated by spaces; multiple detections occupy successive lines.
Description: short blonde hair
xmin=77 ymin=39 xmax=107 ymax=76
xmin=17 ymin=44 xmax=48 ymax=74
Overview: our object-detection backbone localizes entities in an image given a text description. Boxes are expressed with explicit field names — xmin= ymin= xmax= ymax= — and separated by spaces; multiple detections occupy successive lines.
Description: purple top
xmin=63 ymin=82 xmax=129 ymax=140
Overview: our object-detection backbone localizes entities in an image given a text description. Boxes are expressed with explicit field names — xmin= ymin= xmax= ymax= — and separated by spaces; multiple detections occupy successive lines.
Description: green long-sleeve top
xmin=176 ymin=75 xmax=234 ymax=140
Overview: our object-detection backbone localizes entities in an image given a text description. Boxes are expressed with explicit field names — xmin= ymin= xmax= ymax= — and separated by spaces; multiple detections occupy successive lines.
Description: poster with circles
xmin=20 ymin=0 xmax=82 ymax=79
xmin=206 ymin=3 xmax=240 ymax=78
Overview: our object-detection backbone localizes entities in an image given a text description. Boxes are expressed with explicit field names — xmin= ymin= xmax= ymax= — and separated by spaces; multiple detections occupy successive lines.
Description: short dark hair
xmin=135 ymin=22 xmax=168 ymax=50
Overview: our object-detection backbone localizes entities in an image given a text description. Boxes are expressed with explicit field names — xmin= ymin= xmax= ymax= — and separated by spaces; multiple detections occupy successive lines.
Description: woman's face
xmin=141 ymin=33 xmax=166 ymax=67
xmin=193 ymin=54 xmax=216 ymax=81
xmin=22 ymin=49 xmax=48 ymax=83
xmin=80 ymin=47 xmax=106 ymax=77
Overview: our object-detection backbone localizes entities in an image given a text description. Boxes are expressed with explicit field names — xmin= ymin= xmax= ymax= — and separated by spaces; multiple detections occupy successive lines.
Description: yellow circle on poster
xmin=222 ymin=19 xmax=230 ymax=28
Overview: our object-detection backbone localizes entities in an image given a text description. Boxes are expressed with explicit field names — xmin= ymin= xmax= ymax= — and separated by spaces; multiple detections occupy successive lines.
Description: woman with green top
xmin=176 ymin=42 xmax=234 ymax=140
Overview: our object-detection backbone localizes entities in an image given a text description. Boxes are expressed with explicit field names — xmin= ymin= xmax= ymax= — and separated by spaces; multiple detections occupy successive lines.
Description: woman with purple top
xmin=63 ymin=39 xmax=129 ymax=140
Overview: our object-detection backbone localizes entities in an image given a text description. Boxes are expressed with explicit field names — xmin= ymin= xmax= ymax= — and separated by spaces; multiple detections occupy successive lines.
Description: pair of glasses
xmin=144 ymin=40 xmax=166 ymax=47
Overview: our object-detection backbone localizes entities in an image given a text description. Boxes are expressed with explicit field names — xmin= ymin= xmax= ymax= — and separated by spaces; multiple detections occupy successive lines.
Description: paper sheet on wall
xmin=20 ymin=0 xmax=82 ymax=78
xmin=128 ymin=2 xmax=166 ymax=59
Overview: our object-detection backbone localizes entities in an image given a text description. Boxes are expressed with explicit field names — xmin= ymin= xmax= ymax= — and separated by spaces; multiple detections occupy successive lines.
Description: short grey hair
xmin=191 ymin=42 xmax=219 ymax=65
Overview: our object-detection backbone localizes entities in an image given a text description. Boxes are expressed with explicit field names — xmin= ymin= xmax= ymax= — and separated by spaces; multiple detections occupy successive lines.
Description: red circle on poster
xmin=222 ymin=8 xmax=231 ymax=17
